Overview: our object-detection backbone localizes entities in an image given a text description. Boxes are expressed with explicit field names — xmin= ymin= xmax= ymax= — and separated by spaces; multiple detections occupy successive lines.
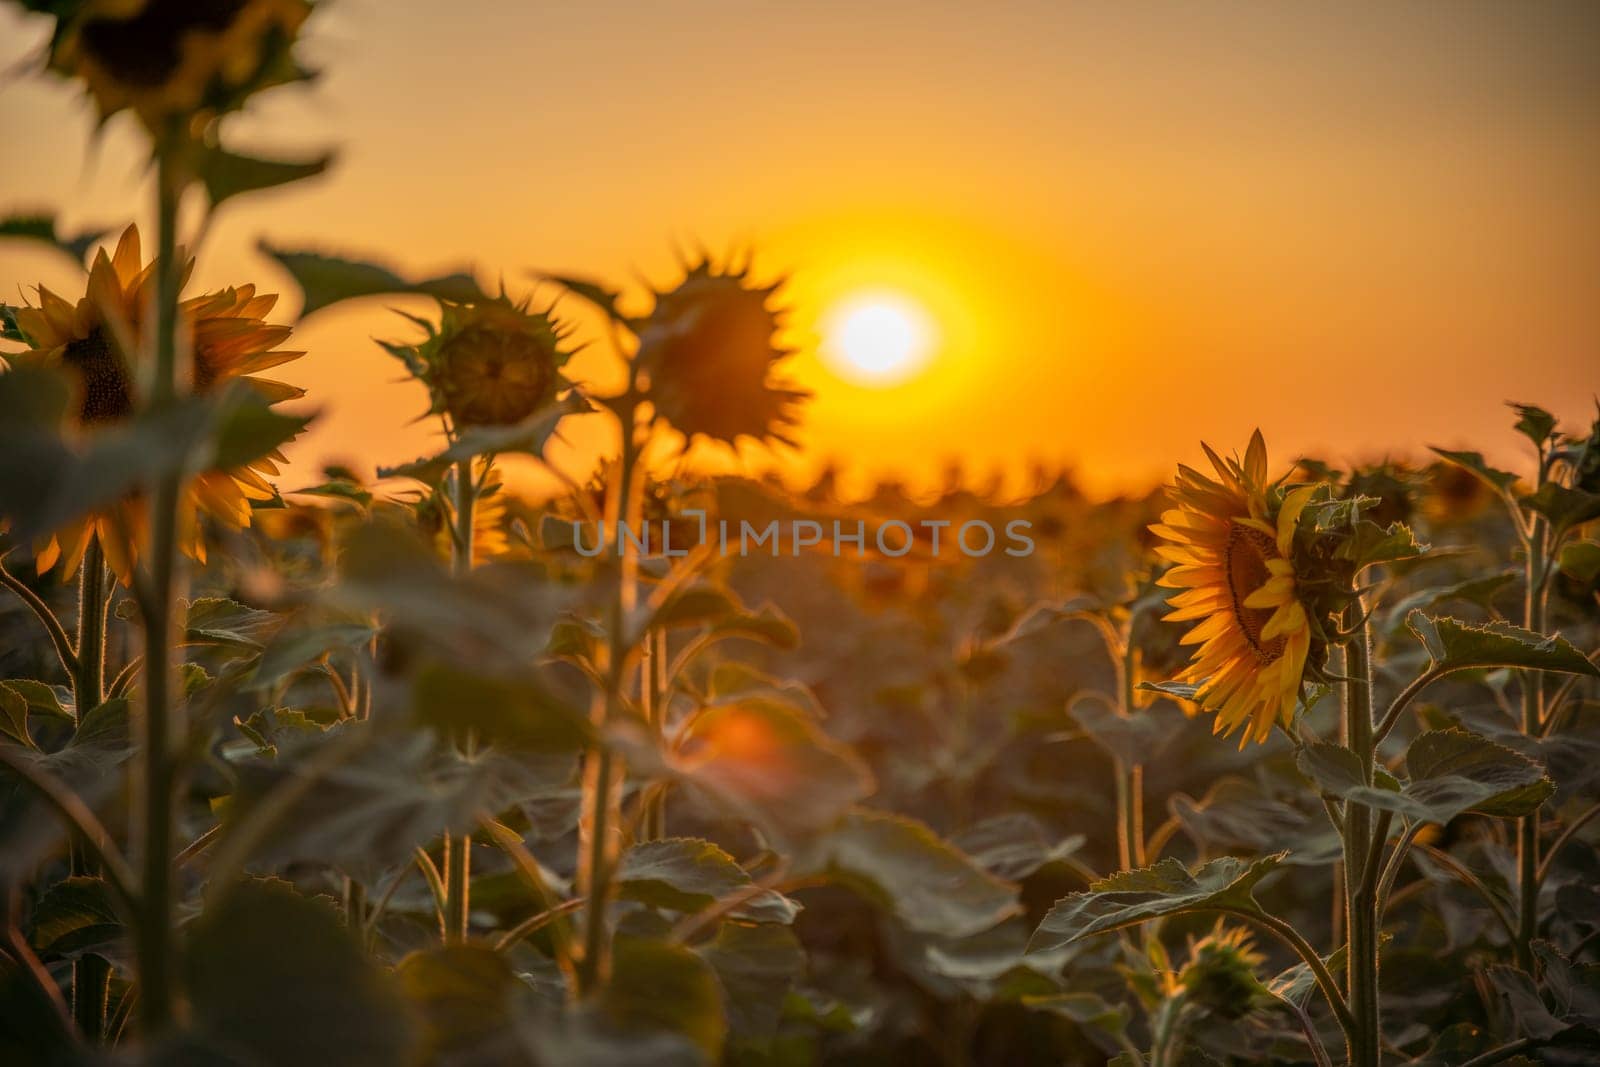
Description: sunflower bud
xmin=387 ymin=298 xmax=574 ymax=430
xmin=636 ymin=260 xmax=808 ymax=448
xmin=1176 ymin=924 xmax=1269 ymax=1021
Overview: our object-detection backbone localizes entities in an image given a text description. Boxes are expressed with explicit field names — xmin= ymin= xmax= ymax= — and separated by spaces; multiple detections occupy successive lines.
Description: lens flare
xmin=821 ymin=292 xmax=935 ymax=386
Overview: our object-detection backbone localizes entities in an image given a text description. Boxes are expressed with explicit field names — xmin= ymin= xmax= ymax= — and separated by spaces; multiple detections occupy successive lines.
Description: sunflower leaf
xmin=0 ymin=212 xmax=110 ymax=267
xmin=813 ymin=808 xmax=1019 ymax=939
xmin=1559 ymin=541 xmax=1600 ymax=584
xmin=258 ymin=241 xmax=483 ymax=320
xmin=1428 ymin=447 xmax=1519 ymax=493
xmin=1382 ymin=571 xmax=1517 ymax=634
xmin=396 ymin=945 xmax=522 ymax=1060
xmin=618 ymin=838 xmax=799 ymax=924
xmin=603 ymin=936 xmax=726 ymax=1063
xmin=1510 ymin=403 xmax=1559 ymax=448
xmin=1 ymin=303 xmax=24 ymax=342
xmin=1403 ymin=729 xmax=1553 ymax=820
xmin=1519 ymin=483 xmax=1600 ymax=536
xmin=1068 ymin=691 xmax=1187 ymax=767
xmin=195 ymin=145 xmax=335 ymax=208
xmin=695 ymin=922 xmax=805 ymax=1041
xmin=1026 ymin=853 xmax=1285 ymax=954
xmin=376 ymin=393 xmax=590 ymax=485
xmin=1407 ymin=612 xmax=1600 ymax=679
xmin=1338 ymin=519 xmax=1428 ymax=569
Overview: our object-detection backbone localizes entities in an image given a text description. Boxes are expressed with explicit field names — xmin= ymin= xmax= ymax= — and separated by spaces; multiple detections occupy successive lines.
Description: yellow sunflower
xmin=1150 ymin=431 xmax=1314 ymax=746
xmin=415 ymin=458 xmax=511 ymax=565
xmin=45 ymin=0 xmax=312 ymax=128
xmin=11 ymin=224 xmax=304 ymax=582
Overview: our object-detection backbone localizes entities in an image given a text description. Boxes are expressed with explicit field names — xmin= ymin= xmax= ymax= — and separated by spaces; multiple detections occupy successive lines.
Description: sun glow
xmin=821 ymin=292 xmax=935 ymax=386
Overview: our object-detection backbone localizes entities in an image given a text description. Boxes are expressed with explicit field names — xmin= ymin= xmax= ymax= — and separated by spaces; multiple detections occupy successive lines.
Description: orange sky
xmin=2 ymin=2 xmax=1597 ymax=499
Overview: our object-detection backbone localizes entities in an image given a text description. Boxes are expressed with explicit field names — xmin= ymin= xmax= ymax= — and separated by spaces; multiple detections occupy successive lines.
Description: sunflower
xmin=415 ymin=458 xmax=511 ymax=565
xmin=1176 ymin=922 xmax=1268 ymax=1021
xmin=387 ymin=297 xmax=574 ymax=430
xmin=11 ymin=224 xmax=304 ymax=582
xmin=1150 ymin=431 xmax=1314 ymax=746
xmin=636 ymin=259 xmax=808 ymax=448
xmin=43 ymin=0 xmax=312 ymax=128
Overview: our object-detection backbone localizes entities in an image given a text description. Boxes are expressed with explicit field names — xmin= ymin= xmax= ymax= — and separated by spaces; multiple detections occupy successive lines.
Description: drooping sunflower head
xmin=1176 ymin=922 xmax=1269 ymax=1021
xmin=1150 ymin=430 xmax=1316 ymax=746
xmin=387 ymin=296 xmax=575 ymax=430
xmin=10 ymin=224 xmax=304 ymax=581
xmin=42 ymin=0 xmax=312 ymax=128
xmin=636 ymin=259 xmax=808 ymax=448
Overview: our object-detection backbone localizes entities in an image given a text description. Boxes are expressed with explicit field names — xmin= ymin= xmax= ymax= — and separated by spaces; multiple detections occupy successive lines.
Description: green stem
xmin=135 ymin=126 xmax=185 ymax=1036
xmin=444 ymin=458 xmax=477 ymax=943
xmin=72 ymin=538 xmax=110 ymax=1043
xmin=1112 ymin=624 xmax=1144 ymax=871
xmin=577 ymin=398 xmax=642 ymax=994
xmin=1341 ymin=599 xmax=1381 ymax=1067
xmin=1517 ymin=511 xmax=1549 ymax=969
xmin=639 ymin=627 xmax=667 ymax=841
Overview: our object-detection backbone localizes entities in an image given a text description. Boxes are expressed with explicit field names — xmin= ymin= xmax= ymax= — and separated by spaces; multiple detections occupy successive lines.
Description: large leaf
xmin=1027 ymin=854 xmax=1285 ymax=954
xmin=1407 ymin=612 xmax=1600 ymax=679
xmin=195 ymin=144 xmax=334 ymax=207
xmin=30 ymin=875 xmax=123 ymax=961
xmin=1067 ymin=692 xmax=1186 ymax=766
xmin=412 ymin=662 xmax=592 ymax=754
xmin=603 ymin=936 xmax=726 ymax=1063
xmin=1382 ymin=571 xmax=1518 ymax=633
xmin=951 ymin=813 xmax=1086 ymax=881
xmin=1521 ymin=483 xmax=1600 ymax=534
xmin=396 ymin=945 xmax=523 ymax=1061
xmin=0 ymin=212 xmax=109 ymax=266
xmin=818 ymin=809 xmax=1019 ymax=939
xmin=1428 ymin=447 xmax=1519 ymax=492
xmin=669 ymin=700 xmax=873 ymax=841
xmin=186 ymin=880 xmax=416 ymax=1066
xmin=696 ymin=922 xmax=805 ymax=1040
xmin=1299 ymin=731 xmax=1552 ymax=823
xmin=618 ymin=838 xmax=798 ymax=924
xmin=258 ymin=241 xmax=483 ymax=320
xmin=1170 ymin=777 xmax=1341 ymax=866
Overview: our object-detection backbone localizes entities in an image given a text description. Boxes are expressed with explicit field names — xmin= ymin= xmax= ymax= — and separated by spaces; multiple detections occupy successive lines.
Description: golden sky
xmin=3 ymin=2 xmax=1597 ymax=499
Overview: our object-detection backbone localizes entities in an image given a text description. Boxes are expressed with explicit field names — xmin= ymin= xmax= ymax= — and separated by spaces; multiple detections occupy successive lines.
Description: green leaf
xmin=0 ymin=680 xmax=72 ymax=727
xmin=696 ymin=922 xmax=805 ymax=1040
xmin=1429 ymin=447 xmax=1519 ymax=492
xmin=258 ymin=241 xmax=483 ymax=320
xmin=1026 ymin=854 xmax=1285 ymax=954
xmin=1520 ymin=483 xmax=1600 ymax=534
xmin=711 ymin=604 xmax=800 ymax=650
xmin=1404 ymin=729 xmax=1553 ymax=819
xmin=1559 ymin=540 xmax=1600 ymax=584
xmin=1510 ymin=403 xmax=1559 ymax=448
xmin=376 ymin=392 xmax=590 ymax=484
xmin=649 ymin=585 xmax=742 ymax=631
xmin=1067 ymin=691 xmax=1186 ymax=767
xmin=0 ymin=212 xmax=110 ymax=266
xmin=252 ymin=620 xmax=378 ymax=687
xmin=669 ymin=701 xmax=873 ymax=842
xmin=1137 ymin=680 xmax=1202 ymax=703
xmin=819 ymin=809 xmax=1019 ymax=939
xmin=30 ymin=875 xmax=122 ymax=960
xmin=396 ymin=945 xmax=522 ymax=1061
xmin=412 ymin=662 xmax=591 ymax=754
xmin=1383 ymin=571 xmax=1518 ymax=632
xmin=604 ymin=936 xmax=726 ymax=1062
xmin=1 ymin=303 xmax=23 ymax=342
xmin=1170 ymin=777 xmax=1342 ymax=866
xmin=187 ymin=880 xmax=416 ymax=1066
xmin=618 ymin=838 xmax=799 ymax=924
xmin=195 ymin=144 xmax=334 ymax=207
xmin=1408 ymin=612 xmax=1600 ymax=679
xmin=951 ymin=813 xmax=1086 ymax=881
xmin=1021 ymin=992 xmax=1130 ymax=1038
xmin=1337 ymin=519 xmax=1428 ymax=569
xmin=184 ymin=597 xmax=281 ymax=649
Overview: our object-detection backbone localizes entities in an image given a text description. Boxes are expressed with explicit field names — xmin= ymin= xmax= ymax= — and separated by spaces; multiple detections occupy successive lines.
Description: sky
xmin=2 ymin=1 xmax=1597 ymax=499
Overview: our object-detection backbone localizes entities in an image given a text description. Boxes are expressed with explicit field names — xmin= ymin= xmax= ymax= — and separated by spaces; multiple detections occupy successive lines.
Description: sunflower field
xmin=2 ymin=5 xmax=1599 ymax=1067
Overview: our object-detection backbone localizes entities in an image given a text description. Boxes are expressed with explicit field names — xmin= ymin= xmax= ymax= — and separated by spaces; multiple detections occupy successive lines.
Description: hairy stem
xmin=443 ymin=458 xmax=476 ymax=943
xmin=1341 ymin=598 xmax=1381 ymax=1067
xmin=71 ymin=538 xmax=111 ymax=1043
xmin=1516 ymin=508 xmax=1549 ymax=969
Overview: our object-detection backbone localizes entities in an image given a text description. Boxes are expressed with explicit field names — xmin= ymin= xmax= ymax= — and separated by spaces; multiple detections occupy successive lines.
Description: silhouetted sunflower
xmin=12 ymin=224 xmax=303 ymax=581
xmin=637 ymin=260 xmax=808 ymax=448
xmin=1177 ymin=923 xmax=1268 ymax=1021
xmin=388 ymin=297 xmax=574 ymax=430
xmin=1150 ymin=431 xmax=1314 ymax=746
xmin=40 ymin=0 xmax=312 ymax=127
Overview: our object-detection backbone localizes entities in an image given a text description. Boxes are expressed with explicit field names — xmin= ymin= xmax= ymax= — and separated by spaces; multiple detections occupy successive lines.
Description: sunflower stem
xmin=1115 ymin=629 xmax=1146 ymax=871
xmin=638 ymin=627 xmax=668 ymax=841
xmin=577 ymin=395 xmax=642 ymax=995
xmin=1340 ymin=597 xmax=1381 ymax=1067
xmin=1516 ymin=505 xmax=1549 ymax=969
xmin=71 ymin=537 xmax=111 ymax=1043
xmin=134 ymin=124 xmax=187 ymax=1036
xmin=443 ymin=458 xmax=476 ymax=943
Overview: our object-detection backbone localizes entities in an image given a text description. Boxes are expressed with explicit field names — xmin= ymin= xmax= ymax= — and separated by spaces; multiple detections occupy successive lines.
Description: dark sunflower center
xmin=1224 ymin=521 xmax=1285 ymax=663
xmin=78 ymin=0 xmax=252 ymax=89
xmin=63 ymin=328 xmax=135 ymax=423
xmin=437 ymin=326 xmax=554 ymax=426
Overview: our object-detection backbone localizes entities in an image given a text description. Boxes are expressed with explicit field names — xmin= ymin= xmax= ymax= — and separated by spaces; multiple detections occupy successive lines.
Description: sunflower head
xmin=42 ymin=0 xmax=312 ymax=129
xmin=1150 ymin=430 xmax=1317 ymax=746
xmin=387 ymin=297 xmax=574 ymax=430
xmin=9 ymin=224 xmax=303 ymax=581
xmin=636 ymin=259 xmax=808 ymax=448
xmin=1176 ymin=923 xmax=1269 ymax=1021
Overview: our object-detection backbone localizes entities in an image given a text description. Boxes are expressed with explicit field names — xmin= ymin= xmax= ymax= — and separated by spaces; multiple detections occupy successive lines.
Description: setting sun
xmin=821 ymin=292 xmax=935 ymax=386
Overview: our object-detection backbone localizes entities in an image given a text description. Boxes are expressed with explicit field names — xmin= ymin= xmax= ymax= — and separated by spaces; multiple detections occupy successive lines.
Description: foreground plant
xmin=1031 ymin=430 xmax=1599 ymax=1066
